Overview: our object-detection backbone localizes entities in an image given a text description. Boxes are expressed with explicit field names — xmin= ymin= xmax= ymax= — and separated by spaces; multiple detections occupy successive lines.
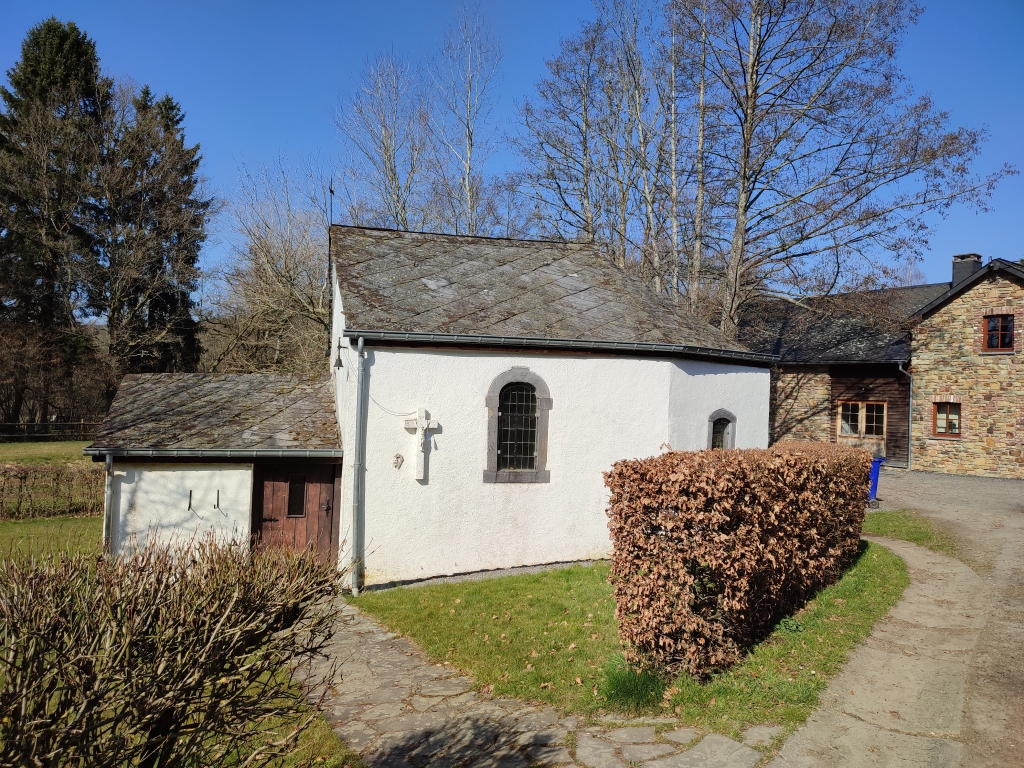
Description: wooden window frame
xmin=982 ymin=314 xmax=1015 ymax=352
xmin=932 ymin=402 xmax=962 ymax=438
xmin=836 ymin=400 xmax=887 ymax=440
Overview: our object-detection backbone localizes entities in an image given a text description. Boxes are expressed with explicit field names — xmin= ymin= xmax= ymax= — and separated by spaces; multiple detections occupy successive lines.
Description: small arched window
xmin=707 ymin=409 xmax=736 ymax=449
xmin=498 ymin=383 xmax=537 ymax=470
xmin=484 ymin=367 xmax=552 ymax=483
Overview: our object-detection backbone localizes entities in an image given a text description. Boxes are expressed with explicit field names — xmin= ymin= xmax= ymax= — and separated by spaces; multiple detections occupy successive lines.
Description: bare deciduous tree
xmin=334 ymin=53 xmax=431 ymax=230
xmin=674 ymin=0 xmax=1012 ymax=336
xmin=203 ymin=161 xmax=331 ymax=374
xmin=429 ymin=4 xmax=503 ymax=235
xmin=516 ymin=0 xmax=1012 ymax=331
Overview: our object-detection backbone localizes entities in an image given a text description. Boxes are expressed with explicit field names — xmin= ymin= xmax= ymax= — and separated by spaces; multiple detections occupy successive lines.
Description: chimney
xmin=952 ymin=253 xmax=983 ymax=285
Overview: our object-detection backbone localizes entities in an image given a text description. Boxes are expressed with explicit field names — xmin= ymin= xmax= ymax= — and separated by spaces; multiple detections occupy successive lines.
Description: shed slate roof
xmin=331 ymin=226 xmax=759 ymax=359
xmin=739 ymin=283 xmax=951 ymax=364
xmin=86 ymin=374 xmax=340 ymax=454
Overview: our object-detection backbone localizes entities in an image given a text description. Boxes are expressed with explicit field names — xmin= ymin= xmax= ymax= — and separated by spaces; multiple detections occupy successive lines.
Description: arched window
xmin=498 ymin=383 xmax=537 ymax=470
xmin=484 ymin=367 xmax=552 ymax=483
xmin=707 ymin=409 xmax=736 ymax=449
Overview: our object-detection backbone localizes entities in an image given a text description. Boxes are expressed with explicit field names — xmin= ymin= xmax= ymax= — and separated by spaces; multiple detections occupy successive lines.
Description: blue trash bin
xmin=868 ymin=456 xmax=886 ymax=507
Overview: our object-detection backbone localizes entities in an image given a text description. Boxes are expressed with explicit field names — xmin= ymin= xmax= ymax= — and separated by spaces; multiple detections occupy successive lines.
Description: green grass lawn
xmin=353 ymin=541 xmax=907 ymax=747
xmin=260 ymin=712 xmax=363 ymax=768
xmin=0 ymin=441 xmax=92 ymax=465
xmin=863 ymin=509 xmax=960 ymax=560
xmin=0 ymin=515 xmax=103 ymax=555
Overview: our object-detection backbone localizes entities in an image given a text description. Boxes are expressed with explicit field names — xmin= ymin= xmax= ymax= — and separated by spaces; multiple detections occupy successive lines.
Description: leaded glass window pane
xmin=711 ymin=418 xmax=730 ymax=449
xmin=498 ymin=383 xmax=537 ymax=471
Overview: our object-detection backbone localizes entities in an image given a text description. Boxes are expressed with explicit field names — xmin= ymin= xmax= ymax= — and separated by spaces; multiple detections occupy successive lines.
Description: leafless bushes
xmin=0 ymin=463 xmax=104 ymax=519
xmin=0 ymin=539 xmax=341 ymax=767
xmin=605 ymin=442 xmax=870 ymax=677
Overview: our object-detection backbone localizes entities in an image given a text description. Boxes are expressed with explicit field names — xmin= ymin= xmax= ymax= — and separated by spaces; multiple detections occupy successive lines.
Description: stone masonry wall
xmin=912 ymin=273 xmax=1024 ymax=478
xmin=770 ymin=366 xmax=831 ymax=444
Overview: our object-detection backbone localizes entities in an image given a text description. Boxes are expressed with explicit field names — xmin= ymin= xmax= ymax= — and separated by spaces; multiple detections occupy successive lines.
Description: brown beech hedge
xmin=605 ymin=442 xmax=871 ymax=678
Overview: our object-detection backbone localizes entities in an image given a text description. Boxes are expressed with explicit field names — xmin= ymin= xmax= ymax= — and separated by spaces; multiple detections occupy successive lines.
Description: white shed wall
xmin=334 ymin=345 xmax=770 ymax=586
xmin=109 ymin=463 xmax=253 ymax=554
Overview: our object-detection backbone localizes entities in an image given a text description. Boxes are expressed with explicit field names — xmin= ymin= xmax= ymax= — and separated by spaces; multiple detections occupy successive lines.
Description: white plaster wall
xmin=667 ymin=360 xmax=770 ymax=450
xmin=337 ymin=346 xmax=770 ymax=585
xmin=109 ymin=463 xmax=253 ymax=554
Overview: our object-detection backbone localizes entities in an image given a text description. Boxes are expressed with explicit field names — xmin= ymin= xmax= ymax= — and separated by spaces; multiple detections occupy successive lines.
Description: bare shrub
xmin=605 ymin=442 xmax=870 ymax=678
xmin=0 ymin=463 xmax=104 ymax=519
xmin=0 ymin=538 xmax=341 ymax=767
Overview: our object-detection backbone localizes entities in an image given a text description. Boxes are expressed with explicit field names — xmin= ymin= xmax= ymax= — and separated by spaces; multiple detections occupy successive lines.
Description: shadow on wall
xmin=769 ymin=369 xmax=831 ymax=444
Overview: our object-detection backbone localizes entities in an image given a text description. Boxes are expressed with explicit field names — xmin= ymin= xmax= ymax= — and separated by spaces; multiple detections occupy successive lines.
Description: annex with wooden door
xmin=85 ymin=374 xmax=343 ymax=558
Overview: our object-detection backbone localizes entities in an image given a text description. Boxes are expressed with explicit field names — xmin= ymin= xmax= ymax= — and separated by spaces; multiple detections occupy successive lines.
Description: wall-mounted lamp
xmin=333 ymin=338 xmax=344 ymax=368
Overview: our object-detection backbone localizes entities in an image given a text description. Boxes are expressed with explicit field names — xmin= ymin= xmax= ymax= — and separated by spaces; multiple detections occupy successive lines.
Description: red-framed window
xmin=983 ymin=314 xmax=1014 ymax=351
xmin=933 ymin=402 xmax=961 ymax=437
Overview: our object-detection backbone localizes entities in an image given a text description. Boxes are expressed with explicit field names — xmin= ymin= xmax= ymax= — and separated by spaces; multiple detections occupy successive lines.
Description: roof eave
xmin=343 ymin=329 xmax=778 ymax=366
xmin=775 ymin=357 xmax=910 ymax=366
xmin=83 ymin=448 xmax=343 ymax=459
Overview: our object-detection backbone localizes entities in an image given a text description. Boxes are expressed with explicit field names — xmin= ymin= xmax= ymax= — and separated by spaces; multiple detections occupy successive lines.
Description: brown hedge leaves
xmin=605 ymin=443 xmax=871 ymax=678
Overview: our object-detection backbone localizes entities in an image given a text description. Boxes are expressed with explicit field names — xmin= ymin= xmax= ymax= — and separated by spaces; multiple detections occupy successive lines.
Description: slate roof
xmin=86 ymin=374 xmax=341 ymax=455
xmin=739 ymin=283 xmax=951 ymax=364
xmin=331 ymin=226 xmax=766 ymax=361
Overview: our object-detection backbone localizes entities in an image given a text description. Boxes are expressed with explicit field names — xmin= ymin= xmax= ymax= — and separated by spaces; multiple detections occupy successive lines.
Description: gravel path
xmin=774 ymin=469 xmax=1024 ymax=767
xmin=318 ymin=603 xmax=770 ymax=768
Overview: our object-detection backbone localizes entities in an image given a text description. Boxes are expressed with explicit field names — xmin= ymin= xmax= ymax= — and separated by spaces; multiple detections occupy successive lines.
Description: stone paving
xmin=319 ymin=602 xmax=771 ymax=768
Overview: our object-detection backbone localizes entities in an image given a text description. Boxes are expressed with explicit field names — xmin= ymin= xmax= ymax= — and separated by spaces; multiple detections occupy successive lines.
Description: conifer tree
xmin=0 ymin=18 xmax=109 ymax=423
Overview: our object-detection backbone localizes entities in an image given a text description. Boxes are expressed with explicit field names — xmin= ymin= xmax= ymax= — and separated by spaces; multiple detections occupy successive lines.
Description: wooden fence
xmin=0 ymin=422 xmax=101 ymax=443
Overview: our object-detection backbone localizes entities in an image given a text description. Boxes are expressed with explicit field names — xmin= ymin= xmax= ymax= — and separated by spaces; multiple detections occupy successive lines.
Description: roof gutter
xmin=774 ymin=358 xmax=911 ymax=366
xmin=343 ymin=329 xmax=778 ymax=366
xmin=83 ymin=448 xmax=343 ymax=459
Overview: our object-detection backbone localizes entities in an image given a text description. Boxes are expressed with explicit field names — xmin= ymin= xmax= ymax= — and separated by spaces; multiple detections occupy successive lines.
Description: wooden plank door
xmin=254 ymin=464 xmax=338 ymax=564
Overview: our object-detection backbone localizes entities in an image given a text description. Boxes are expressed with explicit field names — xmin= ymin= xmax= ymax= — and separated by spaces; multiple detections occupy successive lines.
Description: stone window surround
xmin=483 ymin=367 xmax=552 ymax=483
xmin=929 ymin=395 xmax=964 ymax=439
xmin=707 ymin=408 xmax=737 ymax=449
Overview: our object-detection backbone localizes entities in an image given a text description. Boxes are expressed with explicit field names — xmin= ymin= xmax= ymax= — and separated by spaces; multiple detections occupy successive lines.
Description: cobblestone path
xmin=320 ymin=603 xmax=773 ymax=768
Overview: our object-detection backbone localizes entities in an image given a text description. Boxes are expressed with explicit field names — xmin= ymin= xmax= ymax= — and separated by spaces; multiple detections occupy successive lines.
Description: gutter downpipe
xmin=351 ymin=336 xmax=367 ymax=595
xmin=899 ymin=362 xmax=912 ymax=470
xmin=102 ymin=454 xmax=114 ymax=554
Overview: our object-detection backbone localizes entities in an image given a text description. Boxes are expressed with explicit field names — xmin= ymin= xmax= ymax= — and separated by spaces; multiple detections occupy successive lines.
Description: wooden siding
xmin=829 ymin=364 xmax=910 ymax=466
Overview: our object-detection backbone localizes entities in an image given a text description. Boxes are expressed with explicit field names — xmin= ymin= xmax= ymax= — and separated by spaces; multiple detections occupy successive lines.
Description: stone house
xmin=742 ymin=254 xmax=1024 ymax=478
xmin=86 ymin=226 xmax=776 ymax=587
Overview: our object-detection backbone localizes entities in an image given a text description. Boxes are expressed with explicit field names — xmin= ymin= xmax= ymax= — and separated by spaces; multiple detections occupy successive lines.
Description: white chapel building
xmin=86 ymin=227 xmax=775 ymax=589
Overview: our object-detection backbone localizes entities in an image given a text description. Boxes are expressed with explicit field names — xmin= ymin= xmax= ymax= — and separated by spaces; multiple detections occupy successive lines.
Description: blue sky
xmin=3 ymin=0 xmax=1021 ymax=283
